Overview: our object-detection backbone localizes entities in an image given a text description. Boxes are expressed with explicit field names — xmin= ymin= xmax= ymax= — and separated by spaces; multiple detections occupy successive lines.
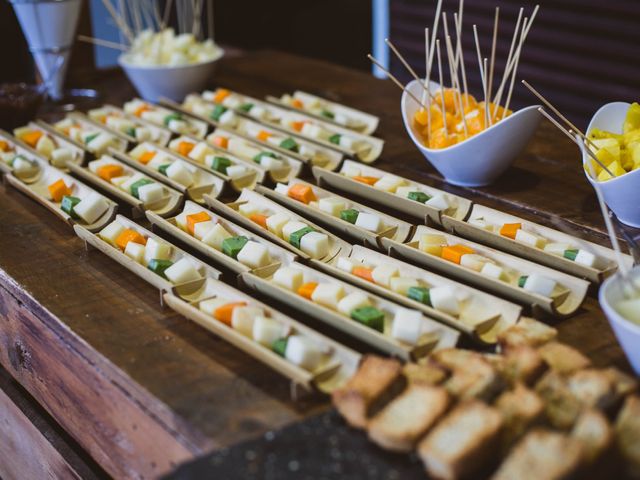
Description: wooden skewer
xmin=162 ymin=0 xmax=174 ymax=29
xmin=367 ymin=54 xmax=427 ymax=110
xmin=453 ymin=12 xmax=469 ymax=106
xmin=492 ymin=8 xmax=523 ymax=110
xmin=435 ymin=40 xmax=449 ymax=136
xmin=487 ymin=7 xmax=500 ymax=105
xmin=78 ymin=35 xmax=129 ymax=51
xmin=207 ymin=0 xmax=215 ymax=40
xmin=422 ymin=0 xmax=443 ymax=107
xmin=385 ymin=39 xmax=437 ymax=102
xmin=483 ymin=58 xmax=490 ymax=126
xmin=441 ymin=14 xmax=456 ymax=95
xmin=424 ymin=28 xmax=432 ymax=132
xmin=101 ymin=0 xmax=133 ymax=43
xmin=446 ymin=34 xmax=468 ymax=136
xmin=473 ymin=25 xmax=489 ymax=126
xmin=502 ymin=16 xmax=529 ymax=119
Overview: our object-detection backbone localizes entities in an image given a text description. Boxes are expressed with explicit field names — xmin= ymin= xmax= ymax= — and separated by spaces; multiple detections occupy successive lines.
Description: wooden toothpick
xmin=385 ymin=38 xmax=437 ymax=102
xmin=367 ymin=54 xmax=427 ymax=110
xmin=435 ymin=40 xmax=449 ymax=136
xmin=487 ymin=7 xmax=500 ymax=104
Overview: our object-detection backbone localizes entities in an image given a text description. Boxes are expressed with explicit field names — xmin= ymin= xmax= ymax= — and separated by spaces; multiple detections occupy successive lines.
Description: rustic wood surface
xmin=0 ymin=49 xmax=634 ymax=478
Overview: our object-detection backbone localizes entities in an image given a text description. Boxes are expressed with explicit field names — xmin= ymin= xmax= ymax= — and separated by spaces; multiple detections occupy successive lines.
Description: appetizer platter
xmin=266 ymin=90 xmax=380 ymax=135
xmin=317 ymin=245 xmax=522 ymax=344
xmin=0 ymin=129 xmax=45 ymax=177
xmin=87 ymin=104 xmax=173 ymax=147
xmin=204 ymin=188 xmax=352 ymax=263
xmin=12 ymin=122 xmax=85 ymax=169
xmin=166 ymin=135 xmax=263 ymax=190
xmin=5 ymin=154 xmax=117 ymax=232
xmin=442 ymin=204 xmax=633 ymax=283
xmin=199 ymin=88 xmax=385 ymax=163
xmin=314 ymin=160 xmax=472 ymax=225
xmin=112 ymin=142 xmax=226 ymax=203
xmin=51 ymin=113 xmax=131 ymax=156
xmin=383 ymin=225 xmax=590 ymax=317
xmin=241 ymin=261 xmax=460 ymax=360
xmin=146 ymin=200 xmax=297 ymax=275
xmin=123 ymin=98 xmax=209 ymax=138
xmin=67 ymin=155 xmax=183 ymax=218
xmin=257 ymin=180 xmax=414 ymax=249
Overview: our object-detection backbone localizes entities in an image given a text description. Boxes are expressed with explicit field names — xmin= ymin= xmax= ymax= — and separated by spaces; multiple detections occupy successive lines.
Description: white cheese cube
xmin=111 ymin=175 xmax=130 ymax=187
xmin=469 ymin=218 xmax=495 ymax=232
xmin=301 ymin=123 xmax=323 ymax=139
xmin=68 ymin=127 xmax=83 ymax=143
xmin=166 ymin=161 xmax=195 ymax=187
xmin=138 ymin=183 xmax=166 ymax=204
xmin=252 ymin=316 xmax=285 ymax=347
xmin=99 ymin=221 xmax=125 ymax=246
xmin=238 ymin=202 xmax=261 ymax=217
xmin=144 ymin=237 xmax=172 ymax=265
xmin=259 ymin=156 xmax=284 ymax=170
xmin=336 ymin=257 xmax=356 ymax=273
xmin=395 ymin=186 xmax=418 ymax=199
xmin=12 ymin=156 xmax=35 ymax=173
xmin=193 ymin=220 xmax=216 ymax=240
xmin=135 ymin=127 xmax=151 ymax=142
xmin=373 ymin=174 xmax=405 ymax=193
xmin=371 ymin=264 xmax=399 ymax=288
xmin=298 ymin=144 xmax=316 ymax=159
xmin=515 ymin=229 xmax=547 ymax=249
xmin=87 ymin=132 xmax=115 ymax=154
xmin=163 ymin=257 xmax=202 ymax=284
xmin=282 ymin=221 xmax=308 ymax=242
xmin=339 ymin=135 xmax=358 ymax=150
xmin=147 ymin=153 xmax=171 ymax=170
xmin=168 ymin=119 xmax=189 ymax=134
xmin=265 ymin=135 xmax=282 ymax=147
xmin=222 ymin=95 xmax=241 ymax=109
xmin=265 ymin=213 xmax=290 ymax=237
xmin=236 ymin=240 xmax=271 ymax=269
xmin=274 ymin=183 xmax=290 ymax=195
xmin=341 ymin=164 xmax=361 ymax=178
xmin=419 ymin=233 xmax=447 ymax=256
xmin=354 ymin=212 xmax=383 ymax=233
xmin=392 ymin=309 xmax=423 ymax=345
xmin=36 ymin=134 xmax=55 ymax=157
xmin=543 ymin=242 xmax=572 ymax=256
xmin=124 ymin=241 xmax=146 ymax=264
xmin=318 ymin=197 xmax=347 ymax=217
xmin=429 ymin=286 xmax=461 ymax=316
xmin=217 ymin=109 xmax=236 ymax=127
xmin=51 ymin=148 xmax=73 ymax=167
xmin=285 ymin=335 xmax=322 ymax=371
xmin=198 ymin=298 xmax=228 ymax=317
xmin=311 ymin=283 xmax=345 ymax=310
xmin=300 ymin=231 xmax=329 ymax=259
xmin=460 ymin=254 xmax=491 ymax=272
xmin=616 ymin=298 xmax=640 ymax=324
xmin=425 ymin=194 xmax=450 ymax=211
xmin=228 ymin=138 xmax=261 ymax=159
xmin=202 ymin=224 xmax=232 ymax=250
xmin=248 ymin=105 xmax=266 ymax=120
xmin=337 ymin=292 xmax=371 ymax=316
xmin=231 ymin=306 xmax=262 ymax=337
xmin=481 ymin=262 xmax=505 ymax=281
xmin=389 ymin=277 xmax=420 ymax=296
xmin=523 ymin=274 xmax=557 ymax=297
xmin=188 ymin=142 xmax=213 ymax=163
xmin=574 ymin=249 xmax=597 ymax=268
xmin=120 ymin=173 xmax=146 ymax=193
xmin=272 ymin=267 xmax=303 ymax=292
xmin=73 ymin=192 xmax=109 ymax=224
xmin=226 ymin=165 xmax=249 ymax=179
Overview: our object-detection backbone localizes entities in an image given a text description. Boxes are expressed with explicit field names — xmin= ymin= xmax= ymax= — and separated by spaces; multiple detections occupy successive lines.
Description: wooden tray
xmin=123 ymin=97 xmax=209 ymax=139
xmin=256 ymin=181 xmax=414 ymax=250
xmin=382 ymin=225 xmax=590 ymax=318
xmin=441 ymin=204 xmax=634 ymax=284
xmin=87 ymin=104 xmax=173 ymax=146
xmin=313 ymin=161 xmax=472 ymax=225
xmin=0 ymin=129 xmax=47 ymax=177
xmin=146 ymin=200 xmax=298 ymax=275
xmin=313 ymin=245 xmax=523 ymax=344
xmin=242 ymin=261 xmax=460 ymax=361
xmin=12 ymin=122 xmax=86 ymax=170
xmin=204 ymin=188 xmax=351 ymax=263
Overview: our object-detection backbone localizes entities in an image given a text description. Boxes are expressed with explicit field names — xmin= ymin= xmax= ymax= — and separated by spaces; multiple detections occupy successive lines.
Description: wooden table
xmin=0 ymin=50 xmax=634 ymax=479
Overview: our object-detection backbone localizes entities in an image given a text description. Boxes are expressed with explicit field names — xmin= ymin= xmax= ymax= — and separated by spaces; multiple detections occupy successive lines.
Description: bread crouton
xmin=403 ymin=362 xmax=448 ymax=386
xmin=535 ymin=371 xmax=583 ymax=429
xmin=538 ymin=342 xmax=591 ymax=374
xmin=615 ymin=395 xmax=640 ymax=477
xmin=501 ymin=346 xmax=547 ymax=386
xmin=497 ymin=317 xmax=557 ymax=351
xmin=571 ymin=409 xmax=613 ymax=464
xmin=567 ymin=369 xmax=617 ymax=410
xmin=445 ymin=358 xmax=505 ymax=402
xmin=603 ymin=367 xmax=638 ymax=398
xmin=495 ymin=383 xmax=545 ymax=448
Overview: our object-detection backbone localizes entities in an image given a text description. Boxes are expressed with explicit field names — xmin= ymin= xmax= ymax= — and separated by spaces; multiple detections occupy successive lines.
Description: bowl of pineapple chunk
xmin=583 ymin=102 xmax=640 ymax=227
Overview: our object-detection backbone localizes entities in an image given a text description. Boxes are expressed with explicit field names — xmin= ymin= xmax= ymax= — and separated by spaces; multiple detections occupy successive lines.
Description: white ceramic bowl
xmin=582 ymin=102 xmax=640 ymax=228
xmin=119 ymin=49 xmax=224 ymax=103
xmin=401 ymin=79 xmax=541 ymax=187
xmin=599 ymin=266 xmax=640 ymax=374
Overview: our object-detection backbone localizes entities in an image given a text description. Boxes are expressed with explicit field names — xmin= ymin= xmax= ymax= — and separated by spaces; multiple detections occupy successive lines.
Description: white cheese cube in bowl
xmin=266 ymin=213 xmax=290 ymax=237
xmin=373 ymin=175 xmax=405 ymax=193
xmin=522 ymin=274 xmax=557 ymax=298
xmin=575 ymin=250 xmax=597 ymax=268
xmin=481 ymin=262 xmax=505 ymax=281
xmin=460 ymin=254 xmax=491 ymax=272
xmin=419 ymin=234 xmax=447 ymax=256
xmin=236 ymin=240 xmax=271 ymax=269
xmin=124 ymin=241 xmax=146 ymax=264
xmin=231 ymin=306 xmax=263 ymax=337
xmin=429 ymin=286 xmax=461 ymax=316
xmin=144 ymin=238 xmax=172 ymax=265
xmin=282 ymin=221 xmax=308 ymax=242
xmin=226 ymin=165 xmax=248 ymax=179
xmin=337 ymin=292 xmax=372 ymax=316
xmin=371 ymin=264 xmax=399 ymax=288
xmin=273 ymin=267 xmax=303 ymax=292
xmin=253 ymin=316 xmax=286 ymax=347
xmin=300 ymin=231 xmax=329 ymax=259
xmin=51 ymin=148 xmax=73 ymax=167
xmin=318 ymin=197 xmax=347 ymax=217
xmin=164 ymin=257 xmax=202 ymax=284
xmin=166 ymin=161 xmax=195 ymax=188
xmin=392 ymin=309 xmax=423 ymax=345
xmin=99 ymin=221 xmax=125 ymax=246
xmin=285 ymin=335 xmax=323 ymax=371
xmin=425 ymin=194 xmax=450 ymax=211
xmin=544 ymin=242 xmax=572 ymax=256
xmin=193 ymin=220 xmax=216 ymax=240
xmin=355 ymin=212 xmax=383 ymax=233
xmin=336 ymin=257 xmax=356 ymax=273
xmin=202 ymin=224 xmax=232 ymax=250
xmin=515 ymin=229 xmax=547 ymax=249
xmin=137 ymin=183 xmax=166 ymax=204
xmin=390 ymin=277 xmax=421 ymax=296
xmin=311 ymin=283 xmax=345 ymax=310
xmin=74 ymin=192 xmax=109 ymax=224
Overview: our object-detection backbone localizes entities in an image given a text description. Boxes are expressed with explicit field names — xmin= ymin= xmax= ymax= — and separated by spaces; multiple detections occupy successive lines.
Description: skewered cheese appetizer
xmin=202 ymin=88 xmax=278 ymax=123
xmin=45 ymin=177 xmax=109 ymax=224
xmin=53 ymin=118 xmax=119 ymax=155
xmin=279 ymin=92 xmax=368 ymax=130
xmin=182 ymin=94 xmax=239 ymax=127
xmin=123 ymin=99 xmax=203 ymax=137
xmin=0 ymin=140 xmax=38 ymax=174
xmin=166 ymin=136 xmax=249 ymax=179
xmin=124 ymin=28 xmax=220 ymax=66
xmin=88 ymin=106 xmax=160 ymax=143
xmin=13 ymin=126 xmax=76 ymax=167
xmin=206 ymin=132 xmax=286 ymax=171
xmin=129 ymin=143 xmax=198 ymax=187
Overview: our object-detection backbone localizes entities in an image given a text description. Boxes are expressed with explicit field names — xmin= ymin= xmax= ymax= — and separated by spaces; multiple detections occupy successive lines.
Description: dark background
xmin=1 ymin=0 xmax=638 ymax=126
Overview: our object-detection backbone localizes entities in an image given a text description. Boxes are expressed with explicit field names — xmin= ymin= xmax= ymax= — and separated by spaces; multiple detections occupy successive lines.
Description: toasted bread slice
xmin=538 ymin=342 xmax=591 ymax=374
xmin=567 ymin=369 xmax=617 ymax=410
xmin=403 ymin=362 xmax=448 ymax=386
xmin=332 ymin=355 xmax=404 ymax=429
xmin=497 ymin=317 xmax=557 ymax=351
xmin=445 ymin=358 xmax=505 ymax=402
xmin=368 ymin=384 xmax=450 ymax=452
xmin=535 ymin=371 xmax=583 ymax=430
xmin=615 ymin=395 xmax=640 ymax=476
xmin=603 ymin=367 xmax=638 ymax=398
xmin=571 ymin=409 xmax=613 ymax=464
xmin=495 ymin=383 xmax=545 ymax=448
xmin=430 ymin=348 xmax=483 ymax=372
xmin=491 ymin=429 xmax=584 ymax=480
xmin=418 ymin=401 xmax=503 ymax=480
xmin=501 ymin=346 xmax=547 ymax=386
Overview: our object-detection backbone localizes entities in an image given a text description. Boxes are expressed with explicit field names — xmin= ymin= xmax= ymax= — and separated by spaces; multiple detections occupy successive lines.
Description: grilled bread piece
xmin=445 ymin=359 xmax=505 ymax=402
xmin=501 ymin=346 xmax=547 ymax=386
xmin=603 ymin=367 xmax=638 ymax=398
xmin=538 ymin=342 xmax=591 ymax=374
xmin=403 ymin=362 xmax=448 ymax=386
xmin=495 ymin=383 xmax=545 ymax=448
xmin=332 ymin=355 xmax=404 ymax=429
xmin=571 ymin=409 xmax=613 ymax=464
xmin=497 ymin=317 xmax=557 ymax=351
xmin=368 ymin=384 xmax=450 ymax=452
xmin=567 ymin=369 xmax=617 ymax=411
xmin=535 ymin=371 xmax=583 ymax=430
xmin=615 ymin=395 xmax=640 ymax=477
xmin=491 ymin=429 xmax=584 ymax=480
xmin=430 ymin=348 xmax=482 ymax=372
xmin=418 ymin=401 xmax=503 ymax=480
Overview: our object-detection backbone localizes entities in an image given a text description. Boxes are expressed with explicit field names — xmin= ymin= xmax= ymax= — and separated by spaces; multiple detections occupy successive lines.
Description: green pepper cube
xmin=279 ymin=137 xmax=299 ymax=152
xmin=340 ymin=209 xmax=359 ymax=224
xmin=222 ymin=236 xmax=249 ymax=259
xmin=163 ymin=112 xmax=182 ymax=126
xmin=407 ymin=286 xmax=432 ymax=306
xmin=130 ymin=178 xmax=154 ymax=199
xmin=272 ymin=337 xmax=288 ymax=357
xmin=125 ymin=127 xmax=136 ymax=138
xmin=147 ymin=259 xmax=174 ymax=279
xmin=60 ymin=195 xmax=81 ymax=219
xmin=563 ymin=249 xmax=579 ymax=261
xmin=84 ymin=132 xmax=99 ymax=145
xmin=351 ymin=306 xmax=385 ymax=332
xmin=210 ymin=104 xmax=227 ymax=122
xmin=289 ymin=226 xmax=315 ymax=249
xmin=210 ymin=156 xmax=232 ymax=174
xmin=238 ymin=103 xmax=254 ymax=113
xmin=253 ymin=151 xmax=277 ymax=164
xmin=321 ymin=110 xmax=335 ymax=120
xmin=518 ymin=275 xmax=529 ymax=288
xmin=407 ymin=191 xmax=432 ymax=203
xmin=329 ymin=133 xmax=341 ymax=145
xmin=158 ymin=164 xmax=171 ymax=176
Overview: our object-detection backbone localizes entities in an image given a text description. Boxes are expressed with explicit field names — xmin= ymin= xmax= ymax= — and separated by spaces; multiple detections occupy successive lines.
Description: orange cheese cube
xmin=352 ymin=176 xmax=380 ymax=186
xmin=115 ymin=229 xmax=147 ymax=251
xmin=47 ymin=178 xmax=72 ymax=202
xmin=499 ymin=223 xmax=522 ymax=240
xmin=214 ymin=301 xmax=246 ymax=326
xmin=442 ymin=244 xmax=475 ymax=264
xmin=213 ymin=89 xmax=231 ymax=104
xmin=257 ymin=130 xmax=272 ymax=142
xmin=134 ymin=104 xmax=151 ymax=117
xmin=0 ymin=140 xmax=9 ymax=152
xmin=353 ymin=267 xmax=374 ymax=282
xmin=177 ymin=141 xmax=195 ymax=157
xmin=291 ymin=99 xmax=304 ymax=109
xmin=21 ymin=130 xmax=43 ymax=148
xmin=291 ymin=121 xmax=306 ymax=132
xmin=249 ymin=214 xmax=268 ymax=229
xmin=298 ymin=282 xmax=318 ymax=300
xmin=212 ymin=136 xmax=228 ymax=149
xmin=97 ymin=164 xmax=124 ymax=182
xmin=186 ymin=212 xmax=211 ymax=235
xmin=138 ymin=151 xmax=156 ymax=164
xmin=288 ymin=184 xmax=317 ymax=204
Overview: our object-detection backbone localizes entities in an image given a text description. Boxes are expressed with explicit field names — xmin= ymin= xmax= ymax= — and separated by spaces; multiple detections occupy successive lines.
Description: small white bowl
xmin=599 ymin=266 xmax=640 ymax=374
xmin=119 ymin=49 xmax=224 ymax=103
xmin=582 ymin=102 xmax=640 ymax=228
xmin=401 ymin=79 xmax=541 ymax=187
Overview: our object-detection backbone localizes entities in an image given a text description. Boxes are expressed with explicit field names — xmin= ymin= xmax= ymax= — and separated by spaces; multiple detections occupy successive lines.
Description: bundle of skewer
xmin=369 ymin=1 xmax=539 ymax=150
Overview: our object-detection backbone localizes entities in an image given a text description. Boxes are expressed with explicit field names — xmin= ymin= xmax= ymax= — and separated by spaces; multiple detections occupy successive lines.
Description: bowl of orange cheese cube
xmin=401 ymin=79 xmax=541 ymax=187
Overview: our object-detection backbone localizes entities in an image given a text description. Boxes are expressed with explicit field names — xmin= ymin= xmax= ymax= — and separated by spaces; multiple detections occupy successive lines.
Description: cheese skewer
xmin=367 ymin=54 xmax=427 ymax=111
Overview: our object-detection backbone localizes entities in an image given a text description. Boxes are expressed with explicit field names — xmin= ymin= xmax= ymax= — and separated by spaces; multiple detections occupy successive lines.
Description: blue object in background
xmin=371 ymin=0 xmax=389 ymax=78
xmin=88 ymin=0 xmax=123 ymax=68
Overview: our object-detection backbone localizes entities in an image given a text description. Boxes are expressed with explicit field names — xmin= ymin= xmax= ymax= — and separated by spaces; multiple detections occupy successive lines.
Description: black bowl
xmin=0 ymin=83 xmax=44 ymax=130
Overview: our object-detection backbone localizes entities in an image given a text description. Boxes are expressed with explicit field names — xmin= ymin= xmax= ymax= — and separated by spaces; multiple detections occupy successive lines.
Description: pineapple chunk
xmin=597 ymin=161 xmax=626 ymax=181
